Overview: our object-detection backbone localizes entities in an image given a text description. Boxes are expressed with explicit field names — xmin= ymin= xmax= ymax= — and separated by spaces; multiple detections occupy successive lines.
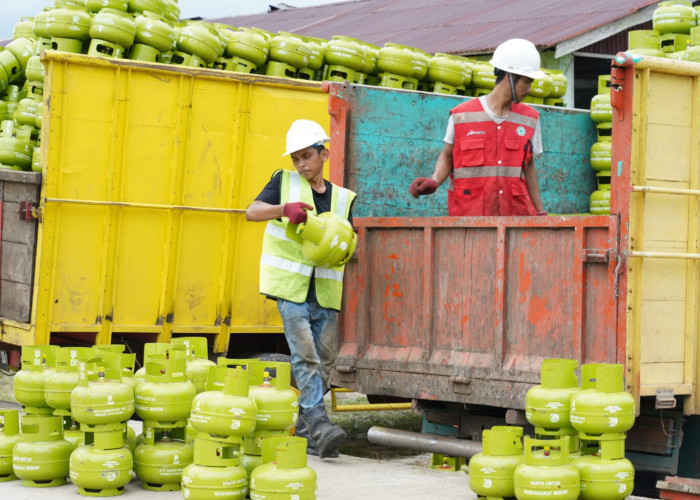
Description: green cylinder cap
xmin=595 ymin=364 xmax=625 ymax=393
xmin=0 ymin=409 xmax=20 ymax=436
xmin=482 ymin=426 xmax=523 ymax=456
xmin=223 ymin=367 xmax=250 ymax=397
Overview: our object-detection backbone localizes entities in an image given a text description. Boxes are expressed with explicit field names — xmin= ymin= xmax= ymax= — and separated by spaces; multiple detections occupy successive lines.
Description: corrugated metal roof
xmin=210 ymin=0 xmax=664 ymax=55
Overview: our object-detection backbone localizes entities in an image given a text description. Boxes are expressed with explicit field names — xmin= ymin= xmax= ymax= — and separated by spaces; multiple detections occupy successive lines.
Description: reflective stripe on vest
xmin=452 ymin=165 xmax=523 ymax=179
xmin=259 ymin=170 xmax=356 ymax=310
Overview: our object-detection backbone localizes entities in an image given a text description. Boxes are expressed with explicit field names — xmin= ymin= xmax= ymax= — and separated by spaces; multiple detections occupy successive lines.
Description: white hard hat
xmin=282 ymin=119 xmax=330 ymax=157
xmin=490 ymin=38 xmax=546 ymax=80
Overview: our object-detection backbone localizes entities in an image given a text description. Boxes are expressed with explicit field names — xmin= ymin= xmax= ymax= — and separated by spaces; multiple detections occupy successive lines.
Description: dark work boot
xmin=299 ymin=405 xmax=345 ymax=459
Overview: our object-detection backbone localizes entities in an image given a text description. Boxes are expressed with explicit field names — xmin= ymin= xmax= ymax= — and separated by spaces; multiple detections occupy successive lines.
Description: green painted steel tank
xmin=514 ymin=436 xmax=580 ymax=500
xmin=189 ymin=368 xmax=257 ymax=438
xmin=248 ymin=362 xmax=298 ymax=432
xmin=376 ymin=43 xmax=417 ymax=77
xmin=134 ymin=342 xmax=177 ymax=383
xmin=45 ymin=346 xmax=94 ymax=415
xmin=12 ymin=414 xmax=72 ymax=487
xmin=133 ymin=11 xmax=175 ymax=51
xmin=427 ymin=53 xmax=465 ymax=88
xmin=14 ymin=345 xmax=58 ymax=413
xmin=227 ymin=29 xmax=269 ymax=68
xmin=249 ymin=436 xmax=317 ymax=500
xmin=573 ymin=435 xmax=634 ymax=500
xmin=269 ymin=31 xmax=312 ymax=69
xmin=525 ymin=358 xmax=580 ymax=430
xmin=590 ymin=171 xmax=611 ymax=215
xmin=45 ymin=8 xmax=92 ymax=41
xmin=177 ymin=23 xmax=224 ymax=64
xmin=6 ymin=37 xmax=38 ymax=74
xmin=325 ymin=36 xmax=366 ymax=72
xmin=627 ymin=30 xmax=665 ymax=58
xmin=590 ymin=140 xmax=612 ymax=173
xmin=528 ymin=72 xmax=553 ymax=98
xmin=570 ymin=364 xmax=635 ymax=434
xmin=69 ymin=429 xmax=133 ymax=496
xmin=128 ymin=0 xmax=168 ymax=17
xmin=171 ymin=336 xmax=215 ymax=394
xmin=468 ymin=426 xmax=523 ymax=498
xmin=286 ymin=211 xmax=357 ymax=269
xmin=89 ymin=9 xmax=137 ymax=48
xmin=472 ymin=61 xmax=496 ymax=90
xmin=0 ymin=410 xmax=20 ymax=482
xmin=653 ymin=1 xmax=697 ymax=34
xmin=133 ymin=427 xmax=192 ymax=491
xmin=13 ymin=18 xmax=36 ymax=40
xmin=134 ymin=350 xmax=196 ymax=426
xmin=546 ymin=70 xmax=568 ymax=98
xmin=181 ymin=437 xmax=248 ymax=499
xmin=87 ymin=0 xmax=129 ymax=12
xmin=71 ymin=355 xmax=135 ymax=426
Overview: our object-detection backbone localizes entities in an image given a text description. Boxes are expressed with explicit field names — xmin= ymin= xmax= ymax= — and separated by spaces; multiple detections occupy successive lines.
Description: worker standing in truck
xmin=246 ymin=119 xmax=355 ymax=459
xmin=409 ymin=38 xmax=547 ymax=216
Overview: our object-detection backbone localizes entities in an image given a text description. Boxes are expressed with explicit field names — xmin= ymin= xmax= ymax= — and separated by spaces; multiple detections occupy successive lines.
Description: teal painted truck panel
xmin=328 ymin=84 xmax=597 ymax=217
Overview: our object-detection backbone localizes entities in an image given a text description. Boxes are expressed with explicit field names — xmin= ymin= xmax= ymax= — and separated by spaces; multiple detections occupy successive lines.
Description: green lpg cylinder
xmin=590 ymin=171 xmax=611 ymax=215
xmin=71 ymin=354 xmax=135 ymax=427
xmin=248 ymin=361 xmax=299 ymax=432
xmin=135 ymin=350 xmax=196 ymax=427
xmin=190 ymin=367 xmax=257 ymax=438
xmin=33 ymin=10 xmax=53 ymax=52
xmin=324 ymin=35 xmax=366 ymax=83
xmin=525 ymin=358 xmax=580 ymax=430
xmin=468 ymin=426 xmax=523 ymax=498
xmin=685 ymin=26 xmax=700 ymax=62
xmin=591 ymin=76 xmax=612 ymax=123
xmin=0 ymin=410 xmax=20 ymax=481
xmin=13 ymin=17 xmax=37 ymax=40
xmin=427 ymin=53 xmax=466 ymax=91
xmin=590 ymin=140 xmax=612 ymax=173
xmin=250 ymin=436 xmax=317 ymax=500
xmin=12 ymin=414 xmax=72 ymax=487
xmin=86 ymin=0 xmax=129 ymax=13
xmin=528 ymin=71 xmax=553 ymax=98
xmin=171 ymin=336 xmax=215 ymax=393
xmin=653 ymin=0 xmax=697 ymax=34
xmin=226 ymin=28 xmax=269 ymax=71
xmin=286 ymin=211 xmax=357 ymax=269
xmin=570 ymin=364 xmax=635 ymax=435
xmin=573 ymin=434 xmax=634 ymax=500
xmin=134 ymin=342 xmax=177 ymax=383
xmin=88 ymin=9 xmax=137 ymax=58
xmin=471 ymin=61 xmax=496 ymax=96
xmin=45 ymin=346 xmax=94 ymax=416
xmin=175 ymin=22 xmax=224 ymax=66
xmin=25 ymin=55 xmax=45 ymax=100
xmin=45 ymin=8 xmax=92 ymax=53
xmin=69 ymin=429 xmax=133 ymax=496
xmin=514 ymin=436 xmax=580 ymax=500
xmin=133 ymin=426 xmax=193 ymax=491
xmin=546 ymin=69 xmax=568 ymax=98
xmin=181 ymin=437 xmax=247 ymax=499
xmin=14 ymin=344 xmax=58 ymax=414
xmin=627 ymin=30 xmax=665 ymax=58
xmin=128 ymin=0 xmax=168 ymax=17
xmin=129 ymin=12 xmax=176 ymax=62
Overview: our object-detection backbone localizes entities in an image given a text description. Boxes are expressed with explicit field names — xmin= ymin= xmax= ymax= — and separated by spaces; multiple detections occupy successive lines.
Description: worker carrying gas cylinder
xmin=246 ymin=119 xmax=356 ymax=459
xmin=410 ymin=38 xmax=547 ymax=216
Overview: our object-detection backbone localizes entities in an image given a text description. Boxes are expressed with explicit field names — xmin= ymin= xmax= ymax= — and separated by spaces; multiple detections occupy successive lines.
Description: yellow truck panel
xmin=23 ymin=52 xmax=329 ymax=352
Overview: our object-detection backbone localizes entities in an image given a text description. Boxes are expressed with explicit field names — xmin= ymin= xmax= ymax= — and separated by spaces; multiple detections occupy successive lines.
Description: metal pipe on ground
xmin=367 ymin=426 xmax=483 ymax=459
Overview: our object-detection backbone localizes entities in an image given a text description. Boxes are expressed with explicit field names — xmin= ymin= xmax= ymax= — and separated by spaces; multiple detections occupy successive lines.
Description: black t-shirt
xmin=255 ymin=171 xmax=354 ymax=304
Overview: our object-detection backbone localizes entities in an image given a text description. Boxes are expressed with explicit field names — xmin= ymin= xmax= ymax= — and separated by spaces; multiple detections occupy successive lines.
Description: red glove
xmin=409 ymin=177 xmax=439 ymax=198
xmin=283 ymin=202 xmax=313 ymax=224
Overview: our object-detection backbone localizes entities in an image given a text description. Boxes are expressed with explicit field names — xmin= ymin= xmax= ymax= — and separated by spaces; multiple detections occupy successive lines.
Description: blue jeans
xmin=277 ymin=299 xmax=338 ymax=410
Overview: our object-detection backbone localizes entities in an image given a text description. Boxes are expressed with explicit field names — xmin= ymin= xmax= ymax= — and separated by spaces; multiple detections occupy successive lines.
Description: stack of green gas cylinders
xmin=627 ymin=1 xmax=700 ymax=61
xmin=5 ymin=0 xmax=570 ymax=107
xmin=7 ymin=343 xmax=311 ymax=497
xmin=468 ymin=358 xmax=637 ymax=500
xmin=589 ymin=74 xmax=613 ymax=215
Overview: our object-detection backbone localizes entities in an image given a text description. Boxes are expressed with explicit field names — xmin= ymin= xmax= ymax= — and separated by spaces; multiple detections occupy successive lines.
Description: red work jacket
xmin=448 ymin=98 xmax=538 ymax=216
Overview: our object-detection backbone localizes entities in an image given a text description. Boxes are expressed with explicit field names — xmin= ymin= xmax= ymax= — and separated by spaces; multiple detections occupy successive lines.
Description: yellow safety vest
xmin=259 ymin=170 xmax=356 ymax=310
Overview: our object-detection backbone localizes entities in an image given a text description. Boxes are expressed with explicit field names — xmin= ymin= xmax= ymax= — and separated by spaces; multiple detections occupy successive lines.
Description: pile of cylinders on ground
xmin=468 ymin=358 xmax=636 ymax=500
xmin=5 ymin=342 xmax=314 ymax=498
xmin=589 ymin=74 xmax=613 ymax=215
xmin=628 ymin=1 xmax=700 ymax=61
